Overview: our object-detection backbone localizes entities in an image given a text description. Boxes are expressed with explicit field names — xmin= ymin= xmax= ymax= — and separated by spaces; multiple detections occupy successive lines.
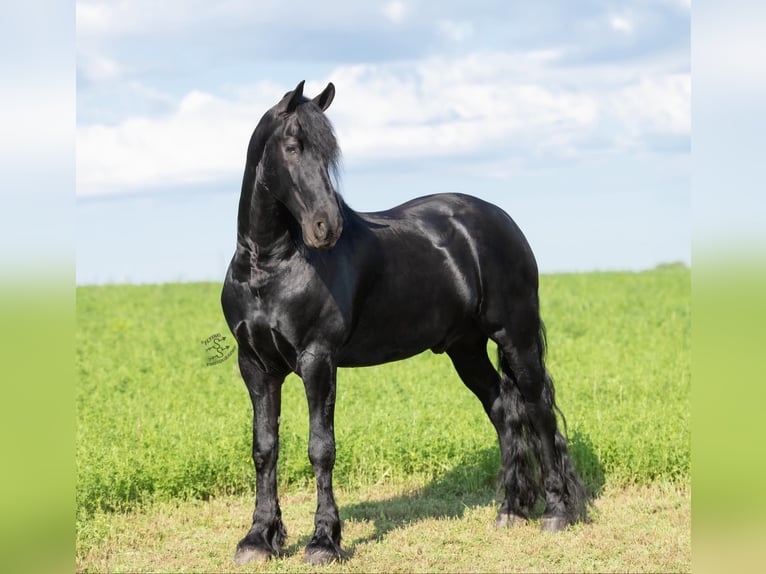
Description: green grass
xmin=76 ymin=266 xmax=689 ymax=552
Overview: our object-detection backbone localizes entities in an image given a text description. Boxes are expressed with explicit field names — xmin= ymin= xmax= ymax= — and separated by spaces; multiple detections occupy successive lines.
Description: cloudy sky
xmin=76 ymin=0 xmax=690 ymax=284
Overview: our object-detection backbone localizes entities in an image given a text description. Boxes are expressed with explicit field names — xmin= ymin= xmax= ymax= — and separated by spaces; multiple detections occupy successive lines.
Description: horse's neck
xmin=235 ymin=169 xmax=295 ymax=274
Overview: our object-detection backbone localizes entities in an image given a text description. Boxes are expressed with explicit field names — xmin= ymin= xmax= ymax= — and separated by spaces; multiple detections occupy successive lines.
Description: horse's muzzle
xmin=304 ymin=214 xmax=343 ymax=250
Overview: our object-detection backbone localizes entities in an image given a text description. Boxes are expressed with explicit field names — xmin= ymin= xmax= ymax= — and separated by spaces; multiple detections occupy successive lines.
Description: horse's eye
xmin=284 ymin=140 xmax=301 ymax=155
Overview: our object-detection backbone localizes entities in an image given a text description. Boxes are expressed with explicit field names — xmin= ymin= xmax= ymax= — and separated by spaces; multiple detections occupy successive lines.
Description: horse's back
xmin=364 ymin=192 xmax=506 ymax=224
xmin=362 ymin=193 xmax=537 ymax=291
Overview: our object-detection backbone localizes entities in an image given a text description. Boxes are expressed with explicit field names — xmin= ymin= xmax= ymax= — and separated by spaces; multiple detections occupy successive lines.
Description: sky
xmin=76 ymin=0 xmax=691 ymax=285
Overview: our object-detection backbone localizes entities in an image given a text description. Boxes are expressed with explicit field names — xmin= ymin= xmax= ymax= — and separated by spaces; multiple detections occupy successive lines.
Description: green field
xmin=76 ymin=266 xmax=690 ymax=570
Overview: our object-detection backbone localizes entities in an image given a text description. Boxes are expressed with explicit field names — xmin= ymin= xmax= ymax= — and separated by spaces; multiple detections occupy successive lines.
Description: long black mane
xmin=290 ymin=101 xmax=342 ymax=186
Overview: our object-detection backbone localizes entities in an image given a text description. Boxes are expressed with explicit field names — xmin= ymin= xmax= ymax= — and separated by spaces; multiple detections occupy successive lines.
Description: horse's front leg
xmin=233 ymin=353 xmax=287 ymax=565
xmin=300 ymin=350 xmax=345 ymax=565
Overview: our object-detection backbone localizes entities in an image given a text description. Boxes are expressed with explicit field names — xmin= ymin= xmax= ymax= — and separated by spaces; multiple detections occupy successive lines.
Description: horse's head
xmin=253 ymin=80 xmax=343 ymax=250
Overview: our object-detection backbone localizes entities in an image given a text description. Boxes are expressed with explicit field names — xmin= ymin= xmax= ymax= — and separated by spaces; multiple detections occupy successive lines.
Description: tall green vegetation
xmin=76 ymin=266 xmax=689 ymax=520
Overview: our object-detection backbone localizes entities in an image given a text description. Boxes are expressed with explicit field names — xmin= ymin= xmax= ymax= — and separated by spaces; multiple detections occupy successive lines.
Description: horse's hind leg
xmin=494 ymin=326 xmax=588 ymax=530
xmin=447 ymin=335 xmax=535 ymax=527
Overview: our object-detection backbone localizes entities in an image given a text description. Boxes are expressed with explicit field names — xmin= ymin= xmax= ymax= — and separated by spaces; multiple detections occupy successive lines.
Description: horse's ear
xmin=312 ymin=82 xmax=335 ymax=112
xmin=277 ymin=80 xmax=305 ymax=115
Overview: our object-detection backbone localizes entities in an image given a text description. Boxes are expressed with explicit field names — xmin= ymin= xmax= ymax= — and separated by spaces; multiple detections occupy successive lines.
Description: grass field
xmin=77 ymin=483 xmax=690 ymax=573
xmin=76 ymin=265 xmax=690 ymax=571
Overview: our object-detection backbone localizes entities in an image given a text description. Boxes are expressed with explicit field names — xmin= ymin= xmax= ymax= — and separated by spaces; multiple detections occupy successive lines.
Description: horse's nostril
xmin=315 ymin=220 xmax=328 ymax=240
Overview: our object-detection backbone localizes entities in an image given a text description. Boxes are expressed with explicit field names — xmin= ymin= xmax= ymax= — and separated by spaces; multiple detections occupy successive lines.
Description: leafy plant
xmin=76 ymin=267 xmax=690 ymax=519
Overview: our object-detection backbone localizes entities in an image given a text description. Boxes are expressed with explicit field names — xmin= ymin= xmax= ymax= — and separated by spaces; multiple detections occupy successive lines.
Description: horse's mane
xmin=293 ymin=101 xmax=343 ymax=190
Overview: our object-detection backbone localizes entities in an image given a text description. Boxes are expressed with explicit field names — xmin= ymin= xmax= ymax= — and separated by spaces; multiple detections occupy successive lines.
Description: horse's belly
xmin=336 ymin=338 xmax=430 ymax=367
xmin=336 ymin=300 xmax=467 ymax=367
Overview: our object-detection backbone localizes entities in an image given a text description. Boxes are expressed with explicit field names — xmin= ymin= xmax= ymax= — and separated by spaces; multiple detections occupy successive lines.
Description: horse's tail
xmin=496 ymin=321 xmax=589 ymax=523
xmin=496 ymin=345 xmax=542 ymax=517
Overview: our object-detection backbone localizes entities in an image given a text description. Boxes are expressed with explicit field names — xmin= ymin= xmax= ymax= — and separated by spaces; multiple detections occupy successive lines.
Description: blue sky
xmin=76 ymin=0 xmax=691 ymax=284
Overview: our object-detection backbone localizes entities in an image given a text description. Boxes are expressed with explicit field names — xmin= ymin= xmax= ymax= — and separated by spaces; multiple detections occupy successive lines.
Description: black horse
xmin=221 ymin=81 xmax=587 ymax=565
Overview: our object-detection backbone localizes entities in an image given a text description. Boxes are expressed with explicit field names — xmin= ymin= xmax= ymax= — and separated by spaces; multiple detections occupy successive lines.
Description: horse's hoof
xmin=233 ymin=545 xmax=272 ymax=565
xmin=303 ymin=548 xmax=339 ymax=565
xmin=495 ymin=512 xmax=526 ymax=528
xmin=303 ymin=546 xmax=346 ymax=565
xmin=541 ymin=515 xmax=568 ymax=532
xmin=303 ymin=540 xmax=346 ymax=565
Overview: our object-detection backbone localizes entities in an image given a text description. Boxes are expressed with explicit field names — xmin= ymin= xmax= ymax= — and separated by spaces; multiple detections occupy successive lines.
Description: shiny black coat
xmin=220 ymin=81 xmax=586 ymax=566
xmin=222 ymin=192 xmax=537 ymax=374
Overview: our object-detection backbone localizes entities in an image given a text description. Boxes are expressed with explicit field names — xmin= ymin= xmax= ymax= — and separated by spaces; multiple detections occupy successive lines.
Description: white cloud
xmin=77 ymin=52 xmax=689 ymax=197
xmin=610 ymin=15 xmax=633 ymax=34
xmin=77 ymin=84 xmax=278 ymax=195
xmin=437 ymin=19 xmax=474 ymax=43
xmin=382 ymin=1 xmax=407 ymax=24
xmin=76 ymin=1 xmax=112 ymax=35
xmin=328 ymin=54 xmax=599 ymax=162
xmin=78 ymin=54 xmax=123 ymax=82
xmin=77 ymin=0 xmax=391 ymax=42
xmin=611 ymin=74 xmax=690 ymax=135
xmin=77 ymin=0 xmax=252 ymax=37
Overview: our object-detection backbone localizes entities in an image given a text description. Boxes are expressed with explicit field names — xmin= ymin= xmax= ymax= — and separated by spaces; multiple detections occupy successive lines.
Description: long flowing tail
xmin=496 ymin=322 xmax=589 ymax=523
xmin=497 ymin=349 xmax=541 ymax=518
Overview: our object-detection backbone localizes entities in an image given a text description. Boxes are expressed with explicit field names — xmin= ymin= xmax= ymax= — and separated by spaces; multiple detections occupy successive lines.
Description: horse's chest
xmin=233 ymin=309 xmax=297 ymax=374
xmin=235 ymin=284 xmax=345 ymax=372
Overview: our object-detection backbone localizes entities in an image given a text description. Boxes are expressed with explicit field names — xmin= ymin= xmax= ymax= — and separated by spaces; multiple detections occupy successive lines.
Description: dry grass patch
xmin=77 ymin=482 xmax=689 ymax=573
